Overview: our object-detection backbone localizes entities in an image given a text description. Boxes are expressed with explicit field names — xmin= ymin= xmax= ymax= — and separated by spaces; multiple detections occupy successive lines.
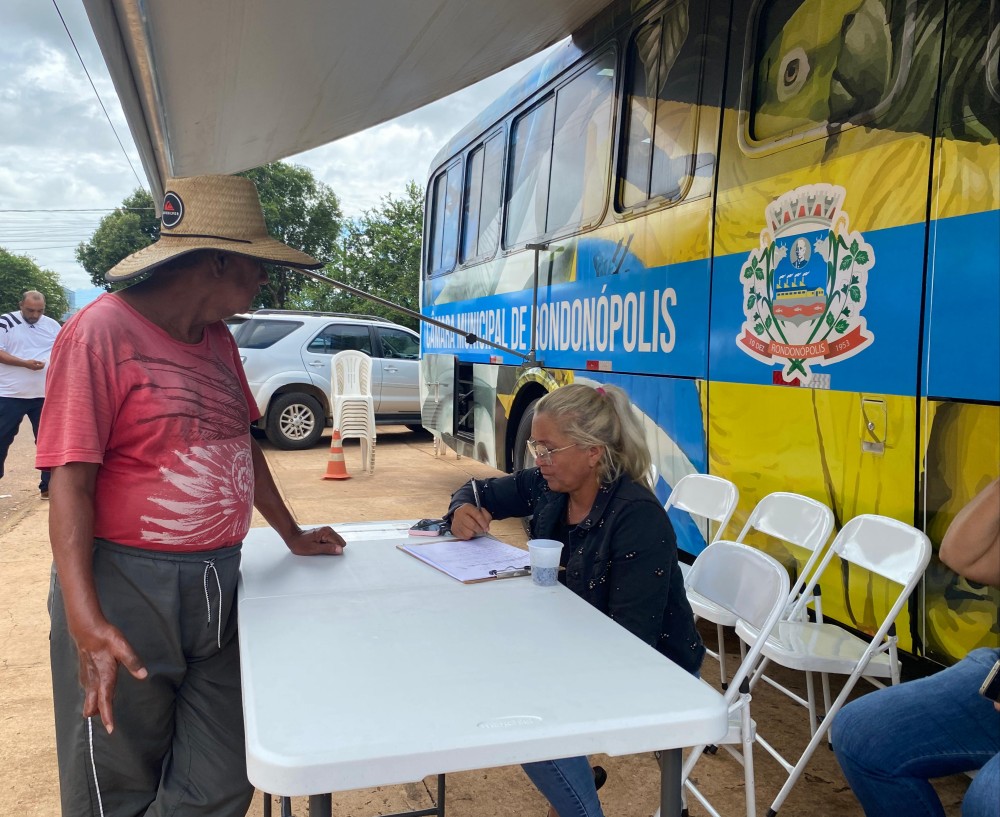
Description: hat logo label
xmin=161 ymin=192 xmax=184 ymax=229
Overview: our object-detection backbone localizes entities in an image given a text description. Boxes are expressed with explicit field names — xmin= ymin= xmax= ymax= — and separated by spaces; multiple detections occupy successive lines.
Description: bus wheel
xmin=512 ymin=399 xmax=539 ymax=472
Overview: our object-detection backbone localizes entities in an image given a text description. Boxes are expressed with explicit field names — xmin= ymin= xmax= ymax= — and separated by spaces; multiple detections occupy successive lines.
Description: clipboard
xmin=397 ymin=536 xmax=531 ymax=583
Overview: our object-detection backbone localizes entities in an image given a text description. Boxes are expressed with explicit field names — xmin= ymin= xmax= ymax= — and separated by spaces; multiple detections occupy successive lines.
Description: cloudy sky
xmin=0 ymin=0 xmax=553 ymax=291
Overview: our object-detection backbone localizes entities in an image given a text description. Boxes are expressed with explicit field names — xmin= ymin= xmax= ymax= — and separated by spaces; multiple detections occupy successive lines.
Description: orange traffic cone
xmin=321 ymin=430 xmax=351 ymax=480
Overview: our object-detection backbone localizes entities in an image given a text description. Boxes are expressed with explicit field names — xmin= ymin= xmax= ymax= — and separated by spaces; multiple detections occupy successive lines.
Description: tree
xmin=296 ymin=181 xmax=423 ymax=329
xmin=238 ymin=164 xmax=342 ymax=309
xmin=75 ymin=164 xmax=343 ymax=309
xmin=0 ymin=249 xmax=70 ymax=320
xmin=76 ymin=189 xmax=159 ymax=291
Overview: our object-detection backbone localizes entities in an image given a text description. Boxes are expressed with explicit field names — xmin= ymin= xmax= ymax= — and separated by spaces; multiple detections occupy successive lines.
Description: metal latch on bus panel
xmin=425 ymin=381 xmax=442 ymax=403
xmin=861 ymin=398 xmax=886 ymax=455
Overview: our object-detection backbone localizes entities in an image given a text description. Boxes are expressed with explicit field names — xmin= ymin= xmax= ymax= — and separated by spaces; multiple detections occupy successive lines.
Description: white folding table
xmin=238 ymin=522 xmax=727 ymax=817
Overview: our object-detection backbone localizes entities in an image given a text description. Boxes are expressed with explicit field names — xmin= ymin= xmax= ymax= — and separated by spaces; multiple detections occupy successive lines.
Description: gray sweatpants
xmin=48 ymin=539 xmax=253 ymax=817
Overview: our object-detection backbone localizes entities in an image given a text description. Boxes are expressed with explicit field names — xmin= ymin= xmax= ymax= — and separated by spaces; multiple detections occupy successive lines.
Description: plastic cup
xmin=527 ymin=539 xmax=563 ymax=587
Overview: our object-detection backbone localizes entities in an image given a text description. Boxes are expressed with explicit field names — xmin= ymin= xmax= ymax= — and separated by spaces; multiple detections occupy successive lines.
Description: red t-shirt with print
xmin=36 ymin=294 xmax=261 ymax=552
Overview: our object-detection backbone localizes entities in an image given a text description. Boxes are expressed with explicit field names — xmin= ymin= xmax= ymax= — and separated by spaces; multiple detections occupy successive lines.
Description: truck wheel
xmin=265 ymin=393 xmax=324 ymax=450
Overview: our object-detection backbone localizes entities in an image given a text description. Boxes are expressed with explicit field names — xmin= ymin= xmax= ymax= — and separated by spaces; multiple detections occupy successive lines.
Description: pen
xmin=469 ymin=479 xmax=488 ymax=537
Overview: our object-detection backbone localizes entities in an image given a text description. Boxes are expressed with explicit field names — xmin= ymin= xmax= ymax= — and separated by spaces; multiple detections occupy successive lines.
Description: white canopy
xmin=83 ymin=0 xmax=607 ymax=205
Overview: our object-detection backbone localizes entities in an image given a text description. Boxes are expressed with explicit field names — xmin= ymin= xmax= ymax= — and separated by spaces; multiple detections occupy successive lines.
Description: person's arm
xmin=446 ymin=470 xmax=540 ymax=540
xmin=250 ymin=438 xmax=345 ymax=555
xmin=939 ymin=477 xmax=1000 ymax=588
xmin=448 ymin=478 xmax=495 ymax=540
xmin=0 ymin=349 xmax=44 ymax=370
xmin=49 ymin=462 xmax=147 ymax=734
xmin=605 ymin=502 xmax=674 ymax=647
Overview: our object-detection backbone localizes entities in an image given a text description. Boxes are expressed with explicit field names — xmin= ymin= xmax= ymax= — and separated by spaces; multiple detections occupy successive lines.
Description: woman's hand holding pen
xmin=451 ymin=503 xmax=493 ymax=540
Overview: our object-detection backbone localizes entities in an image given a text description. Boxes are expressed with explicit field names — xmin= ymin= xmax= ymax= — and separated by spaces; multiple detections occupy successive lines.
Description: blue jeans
xmin=522 ymin=756 xmax=604 ymax=817
xmin=832 ymin=647 xmax=1000 ymax=817
xmin=0 ymin=396 xmax=49 ymax=491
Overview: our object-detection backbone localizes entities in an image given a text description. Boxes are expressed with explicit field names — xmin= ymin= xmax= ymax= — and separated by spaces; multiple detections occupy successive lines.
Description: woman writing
xmin=447 ymin=383 xmax=704 ymax=817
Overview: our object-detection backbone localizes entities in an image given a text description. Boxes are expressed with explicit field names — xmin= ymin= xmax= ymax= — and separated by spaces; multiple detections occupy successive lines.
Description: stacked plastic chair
xmin=330 ymin=350 xmax=377 ymax=474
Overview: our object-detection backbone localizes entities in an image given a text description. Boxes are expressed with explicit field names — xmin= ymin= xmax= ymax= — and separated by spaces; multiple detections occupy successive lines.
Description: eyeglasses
xmin=527 ymin=439 xmax=578 ymax=464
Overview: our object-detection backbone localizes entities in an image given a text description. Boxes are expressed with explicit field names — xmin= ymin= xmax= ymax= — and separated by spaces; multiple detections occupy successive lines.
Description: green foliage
xmin=0 ymin=248 xmax=70 ymax=320
xmin=76 ymin=189 xmax=159 ymax=291
xmin=239 ymin=163 xmax=343 ymax=309
xmin=294 ymin=181 xmax=424 ymax=330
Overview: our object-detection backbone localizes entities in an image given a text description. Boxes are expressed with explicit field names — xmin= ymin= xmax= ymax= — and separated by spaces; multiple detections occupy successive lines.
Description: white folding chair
xmin=663 ymin=474 xmax=739 ymax=686
xmin=653 ymin=540 xmax=790 ymax=817
xmin=735 ymin=514 xmax=931 ymax=817
xmin=331 ymin=350 xmax=376 ymax=473
xmin=686 ymin=493 xmax=834 ymax=691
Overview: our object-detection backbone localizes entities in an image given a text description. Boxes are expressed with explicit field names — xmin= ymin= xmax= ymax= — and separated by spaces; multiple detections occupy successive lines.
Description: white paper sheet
xmin=397 ymin=536 xmax=531 ymax=583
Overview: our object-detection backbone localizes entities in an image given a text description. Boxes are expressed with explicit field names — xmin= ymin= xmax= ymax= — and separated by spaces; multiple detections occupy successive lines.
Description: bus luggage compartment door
xmin=420 ymin=354 xmax=455 ymax=437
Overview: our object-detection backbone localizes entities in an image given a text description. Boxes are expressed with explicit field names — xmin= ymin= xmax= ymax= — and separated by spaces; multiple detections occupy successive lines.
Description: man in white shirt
xmin=0 ymin=290 xmax=61 ymax=498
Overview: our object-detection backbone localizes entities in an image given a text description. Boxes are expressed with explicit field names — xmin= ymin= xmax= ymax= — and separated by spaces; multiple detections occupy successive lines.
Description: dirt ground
xmin=0 ymin=418 xmax=48 ymax=530
xmin=0 ymin=421 xmax=973 ymax=816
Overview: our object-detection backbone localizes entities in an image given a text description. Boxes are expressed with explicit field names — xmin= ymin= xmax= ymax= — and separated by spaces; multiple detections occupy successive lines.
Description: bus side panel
xmin=708 ymin=0 xmax=944 ymax=656
xmin=920 ymin=401 xmax=1000 ymax=662
xmin=923 ymin=71 xmax=999 ymax=404
xmin=710 ymin=383 xmax=920 ymax=653
xmin=567 ymin=371 xmax=710 ymax=555
xmin=492 ymin=367 xmax=711 ymax=549
xmin=709 ymin=219 xmax=928 ymax=396
xmin=923 ymin=209 xmax=1000 ymax=403
xmin=421 ymin=354 xmax=455 ymax=440
xmin=919 ymin=0 xmax=999 ymax=662
xmin=422 ymin=196 xmax=717 ymax=381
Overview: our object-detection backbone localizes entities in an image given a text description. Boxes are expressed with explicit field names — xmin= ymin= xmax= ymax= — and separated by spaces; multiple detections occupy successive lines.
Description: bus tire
xmin=512 ymin=399 xmax=539 ymax=472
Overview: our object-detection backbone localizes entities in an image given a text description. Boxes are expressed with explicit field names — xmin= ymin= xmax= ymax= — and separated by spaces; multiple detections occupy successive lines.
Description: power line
xmin=3 ymin=245 xmax=81 ymax=251
xmin=50 ymin=0 xmax=147 ymax=192
xmin=0 ymin=208 xmax=154 ymax=213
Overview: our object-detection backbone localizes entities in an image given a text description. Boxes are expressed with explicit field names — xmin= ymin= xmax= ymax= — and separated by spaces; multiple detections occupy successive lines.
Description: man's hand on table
xmin=285 ymin=526 xmax=347 ymax=555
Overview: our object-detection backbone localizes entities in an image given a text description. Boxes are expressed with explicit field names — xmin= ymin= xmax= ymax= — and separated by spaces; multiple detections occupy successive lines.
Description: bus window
xmin=505 ymin=50 xmax=615 ymax=247
xmin=548 ymin=50 xmax=615 ymax=231
xmin=461 ymin=145 xmax=485 ymax=262
xmin=506 ymin=96 xmax=556 ymax=248
xmin=619 ymin=7 xmax=701 ymax=209
xmin=749 ymin=0 xmax=910 ymax=142
xmin=460 ymin=131 xmax=503 ymax=263
xmin=427 ymin=160 xmax=462 ymax=276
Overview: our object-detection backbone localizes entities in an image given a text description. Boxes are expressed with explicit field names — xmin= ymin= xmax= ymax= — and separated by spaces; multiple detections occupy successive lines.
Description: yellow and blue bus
xmin=419 ymin=0 xmax=999 ymax=665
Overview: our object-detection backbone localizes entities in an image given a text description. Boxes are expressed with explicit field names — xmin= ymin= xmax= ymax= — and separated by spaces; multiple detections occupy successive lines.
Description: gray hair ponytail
xmin=535 ymin=383 xmax=652 ymax=489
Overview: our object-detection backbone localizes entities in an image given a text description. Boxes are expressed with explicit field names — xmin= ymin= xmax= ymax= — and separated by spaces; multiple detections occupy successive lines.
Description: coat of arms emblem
xmin=737 ymin=183 xmax=875 ymax=383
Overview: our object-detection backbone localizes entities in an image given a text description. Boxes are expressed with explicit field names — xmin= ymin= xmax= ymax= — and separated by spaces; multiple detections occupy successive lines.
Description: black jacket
xmin=449 ymin=469 xmax=705 ymax=675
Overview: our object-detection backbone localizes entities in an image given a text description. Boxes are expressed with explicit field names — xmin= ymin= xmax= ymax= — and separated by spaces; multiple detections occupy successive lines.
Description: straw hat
xmin=105 ymin=175 xmax=323 ymax=282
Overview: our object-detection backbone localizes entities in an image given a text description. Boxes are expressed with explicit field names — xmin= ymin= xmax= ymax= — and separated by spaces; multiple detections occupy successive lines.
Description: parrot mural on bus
xmin=753 ymin=0 xmax=898 ymax=139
